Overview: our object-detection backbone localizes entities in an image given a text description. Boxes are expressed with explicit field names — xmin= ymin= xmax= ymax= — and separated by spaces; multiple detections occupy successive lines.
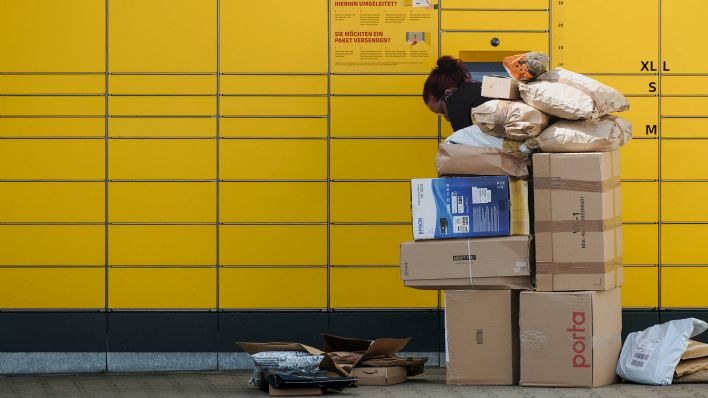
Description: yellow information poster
xmin=331 ymin=0 xmax=439 ymax=73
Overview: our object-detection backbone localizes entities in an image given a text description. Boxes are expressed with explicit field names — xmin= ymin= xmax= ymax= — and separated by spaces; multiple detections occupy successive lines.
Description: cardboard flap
xmin=322 ymin=334 xmax=372 ymax=352
xmin=237 ymin=342 xmax=324 ymax=356
xmin=322 ymin=334 xmax=410 ymax=357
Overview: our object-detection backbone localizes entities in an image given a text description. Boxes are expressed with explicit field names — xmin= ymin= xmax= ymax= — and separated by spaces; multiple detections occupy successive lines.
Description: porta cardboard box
xmin=519 ymin=288 xmax=622 ymax=387
xmin=445 ymin=290 xmax=520 ymax=385
xmin=481 ymin=75 xmax=521 ymax=99
xmin=533 ymin=152 xmax=623 ymax=291
xmin=400 ymin=235 xmax=532 ymax=290
xmin=411 ymin=176 xmax=529 ymax=240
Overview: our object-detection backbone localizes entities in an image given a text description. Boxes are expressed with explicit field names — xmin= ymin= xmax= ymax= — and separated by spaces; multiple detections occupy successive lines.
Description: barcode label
xmin=634 ymin=353 xmax=650 ymax=361
xmin=453 ymin=216 xmax=469 ymax=233
xmin=630 ymin=359 xmax=645 ymax=368
xmin=471 ymin=187 xmax=491 ymax=204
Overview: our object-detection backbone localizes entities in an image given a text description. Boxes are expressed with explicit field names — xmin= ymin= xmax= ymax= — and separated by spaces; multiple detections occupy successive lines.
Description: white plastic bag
xmin=249 ymin=351 xmax=323 ymax=387
xmin=445 ymin=124 xmax=532 ymax=153
xmin=616 ymin=318 xmax=708 ymax=385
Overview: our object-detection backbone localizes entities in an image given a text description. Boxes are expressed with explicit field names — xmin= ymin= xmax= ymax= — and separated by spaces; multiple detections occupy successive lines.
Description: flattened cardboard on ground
xmin=351 ymin=366 xmax=407 ymax=385
xmin=482 ymin=75 xmax=521 ymax=99
xmin=322 ymin=334 xmax=426 ymax=377
xmin=533 ymin=152 xmax=623 ymax=291
xmin=520 ymin=288 xmax=622 ymax=387
xmin=268 ymin=386 xmax=324 ymax=396
xmin=400 ymin=235 xmax=532 ymax=290
xmin=445 ymin=290 xmax=519 ymax=385
xmin=411 ymin=176 xmax=529 ymax=240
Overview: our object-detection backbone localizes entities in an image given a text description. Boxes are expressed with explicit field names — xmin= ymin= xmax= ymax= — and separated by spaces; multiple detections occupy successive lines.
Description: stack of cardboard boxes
xmin=399 ymin=78 xmax=625 ymax=387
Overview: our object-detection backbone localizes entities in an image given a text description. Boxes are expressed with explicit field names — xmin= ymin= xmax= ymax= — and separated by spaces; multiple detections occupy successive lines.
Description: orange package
xmin=503 ymin=52 xmax=549 ymax=81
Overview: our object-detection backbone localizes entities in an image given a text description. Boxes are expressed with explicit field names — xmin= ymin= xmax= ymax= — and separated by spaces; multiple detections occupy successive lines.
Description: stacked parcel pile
xmin=400 ymin=52 xmax=633 ymax=387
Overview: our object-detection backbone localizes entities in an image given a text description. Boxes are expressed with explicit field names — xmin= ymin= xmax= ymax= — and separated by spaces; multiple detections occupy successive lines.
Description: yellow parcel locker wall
xmin=1 ymin=0 xmax=707 ymax=315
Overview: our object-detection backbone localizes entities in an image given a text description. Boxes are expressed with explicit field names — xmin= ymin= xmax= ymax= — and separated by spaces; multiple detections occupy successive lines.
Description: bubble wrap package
xmin=248 ymin=351 xmax=324 ymax=387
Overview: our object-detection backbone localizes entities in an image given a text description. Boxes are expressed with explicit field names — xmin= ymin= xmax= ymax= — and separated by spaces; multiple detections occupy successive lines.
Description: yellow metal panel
xmin=220 ymin=0 xmax=327 ymax=73
xmin=0 ymin=268 xmax=104 ymax=309
xmin=616 ymin=97 xmax=657 ymax=138
xmin=587 ymin=75 xmax=657 ymax=96
xmin=220 ymin=268 xmax=326 ymax=309
xmin=220 ymin=139 xmax=326 ymax=180
xmin=220 ymin=225 xmax=326 ymax=266
xmin=0 ymin=139 xmax=104 ymax=180
xmin=0 ymin=182 xmax=104 ymax=222
xmin=621 ymin=182 xmax=657 ymax=222
xmin=109 ymin=268 xmax=216 ymax=309
xmin=622 ymin=267 xmax=658 ymax=308
xmin=661 ymin=97 xmax=708 ymax=117
xmin=330 ymin=268 xmax=437 ymax=308
xmin=0 ymin=96 xmax=104 ymax=116
xmin=551 ymin=0 xmax=657 ymax=73
xmin=108 ymin=139 xmax=215 ymax=180
xmin=108 ymin=0 xmax=215 ymax=72
xmin=0 ymin=225 xmax=104 ymax=266
xmin=662 ymin=267 xmax=708 ymax=308
xmin=109 ymin=118 xmax=216 ymax=138
xmin=220 ymin=182 xmax=326 ymax=222
xmin=623 ymin=224 xmax=658 ymax=265
xmin=0 ymin=118 xmax=104 ymax=138
xmin=620 ymin=139 xmax=657 ymax=180
xmin=331 ymin=139 xmax=439 ymax=179
xmin=661 ymin=224 xmax=708 ymax=265
xmin=441 ymin=10 xmax=548 ymax=30
xmin=661 ymin=140 xmax=708 ymax=180
xmin=661 ymin=0 xmax=708 ymax=74
xmin=109 ymin=96 xmax=216 ymax=116
xmin=220 ymin=118 xmax=327 ymax=138
xmin=220 ymin=97 xmax=327 ymax=117
xmin=662 ymin=182 xmax=708 ymax=222
xmin=221 ymin=75 xmax=327 ymax=95
xmin=441 ymin=32 xmax=548 ymax=62
xmin=330 ymin=225 xmax=412 ymax=266
xmin=0 ymin=75 xmax=104 ymax=94
xmin=330 ymin=182 xmax=411 ymax=223
xmin=331 ymin=97 xmax=437 ymax=137
xmin=662 ymin=118 xmax=708 ymax=139
xmin=109 ymin=225 xmax=216 ymax=266
xmin=108 ymin=75 xmax=216 ymax=95
xmin=441 ymin=121 xmax=454 ymax=138
xmin=330 ymin=75 xmax=427 ymax=95
xmin=109 ymin=182 xmax=216 ymax=223
xmin=662 ymin=76 xmax=708 ymax=95
xmin=0 ymin=0 xmax=105 ymax=72
xmin=442 ymin=0 xmax=548 ymax=9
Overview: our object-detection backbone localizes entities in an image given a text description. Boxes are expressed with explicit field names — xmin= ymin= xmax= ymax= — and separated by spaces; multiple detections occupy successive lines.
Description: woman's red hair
xmin=422 ymin=56 xmax=470 ymax=103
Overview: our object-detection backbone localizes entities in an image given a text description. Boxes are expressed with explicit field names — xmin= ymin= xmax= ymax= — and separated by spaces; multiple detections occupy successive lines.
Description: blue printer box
xmin=411 ymin=176 xmax=529 ymax=240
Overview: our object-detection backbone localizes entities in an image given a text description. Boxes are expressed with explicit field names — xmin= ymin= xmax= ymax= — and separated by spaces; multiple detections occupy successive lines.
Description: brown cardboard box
xmin=533 ymin=152 xmax=623 ymax=291
xmin=482 ymin=75 xmax=521 ymax=99
xmin=400 ymin=236 xmax=532 ymax=290
xmin=445 ymin=290 xmax=519 ymax=385
xmin=268 ymin=386 xmax=324 ymax=396
xmin=519 ymin=288 xmax=622 ymax=387
xmin=351 ymin=366 xmax=407 ymax=385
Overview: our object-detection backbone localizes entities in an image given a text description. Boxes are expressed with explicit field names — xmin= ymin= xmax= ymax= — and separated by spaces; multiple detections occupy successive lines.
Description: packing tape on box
xmin=536 ymin=258 xmax=622 ymax=274
xmin=534 ymin=214 xmax=623 ymax=233
xmin=533 ymin=176 xmax=621 ymax=192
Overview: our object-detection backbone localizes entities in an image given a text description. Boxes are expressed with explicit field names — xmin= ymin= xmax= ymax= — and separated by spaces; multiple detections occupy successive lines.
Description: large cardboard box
xmin=481 ymin=75 xmax=521 ymax=99
xmin=533 ymin=152 xmax=623 ymax=291
xmin=400 ymin=235 xmax=532 ymax=290
xmin=519 ymin=289 xmax=622 ymax=387
xmin=411 ymin=176 xmax=529 ymax=240
xmin=445 ymin=290 xmax=520 ymax=385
